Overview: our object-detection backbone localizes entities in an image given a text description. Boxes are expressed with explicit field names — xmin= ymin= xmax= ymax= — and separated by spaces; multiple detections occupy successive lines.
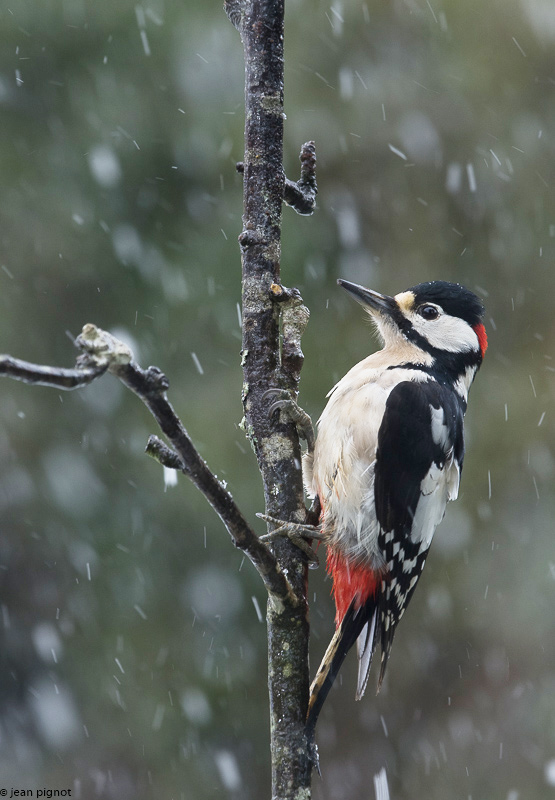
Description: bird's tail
xmin=355 ymin=605 xmax=379 ymax=699
xmin=306 ymin=599 xmax=377 ymax=735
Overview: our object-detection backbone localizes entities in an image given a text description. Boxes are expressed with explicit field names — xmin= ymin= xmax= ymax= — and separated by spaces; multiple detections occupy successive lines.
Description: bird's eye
xmin=418 ymin=304 xmax=439 ymax=321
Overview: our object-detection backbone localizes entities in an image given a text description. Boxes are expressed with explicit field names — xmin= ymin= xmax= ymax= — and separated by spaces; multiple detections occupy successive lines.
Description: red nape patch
xmin=326 ymin=549 xmax=379 ymax=627
xmin=473 ymin=322 xmax=488 ymax=358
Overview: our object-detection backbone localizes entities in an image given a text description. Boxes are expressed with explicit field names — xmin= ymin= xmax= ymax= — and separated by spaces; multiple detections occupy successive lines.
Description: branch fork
xmin=236 ymin=140 xmax=317 ymax=219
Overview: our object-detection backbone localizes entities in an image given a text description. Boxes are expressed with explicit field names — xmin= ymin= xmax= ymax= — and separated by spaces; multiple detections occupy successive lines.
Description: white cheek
xmin=411 ymin=314 xmax=479 ymax=352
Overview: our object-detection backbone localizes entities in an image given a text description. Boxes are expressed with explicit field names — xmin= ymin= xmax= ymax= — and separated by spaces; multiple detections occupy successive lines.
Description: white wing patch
xmin=430 ymin=405 xmax=450 ymax=449
xmin=410 ymin=404 xmax=461 ymax=550
xmin=411 ymin=465 xmax=453 ymax=550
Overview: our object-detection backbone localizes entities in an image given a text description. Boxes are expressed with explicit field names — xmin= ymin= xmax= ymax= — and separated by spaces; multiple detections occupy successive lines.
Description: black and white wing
xmin=357 ymin=379 xmax=465 ymax=694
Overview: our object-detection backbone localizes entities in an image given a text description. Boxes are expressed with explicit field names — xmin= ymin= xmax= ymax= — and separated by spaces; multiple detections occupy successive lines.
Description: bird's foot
xmin=257 ymin=513 xmax=323 ymax=568
xmin=307 ymin=737 xmax=321 ymax=776
xmin=263 ymin=389 xmax=315 ymax=453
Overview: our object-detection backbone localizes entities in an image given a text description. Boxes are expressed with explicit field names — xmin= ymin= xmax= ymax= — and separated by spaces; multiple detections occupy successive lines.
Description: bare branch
xmin=0 ymin=324 xmax=297 ymax=607
xmin=284 ymin=141 xmax=318 ymax=216
xmin=145 ymin=435 xmax=185 ymax=470
xmin=0 ymin=353 xmax=107 ymax=389
xmin=118 ymin=366 xmax=298 ymax=604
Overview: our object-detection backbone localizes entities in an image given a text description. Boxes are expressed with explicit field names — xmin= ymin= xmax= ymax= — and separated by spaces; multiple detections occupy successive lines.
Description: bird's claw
xmin=257 ymin=512 xmax=323 ymax=569
xmin=268 ymin=397 xmax=294 ymax=418
xmin=307 ymin=738 xmax=321 ymax=776
xmin=263 ymin=389 xmax=315 ymax=452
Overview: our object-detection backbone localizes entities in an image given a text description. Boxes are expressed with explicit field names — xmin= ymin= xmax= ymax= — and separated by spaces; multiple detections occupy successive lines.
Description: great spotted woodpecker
xmin=302 ymin=279 xmax=487 ymax=732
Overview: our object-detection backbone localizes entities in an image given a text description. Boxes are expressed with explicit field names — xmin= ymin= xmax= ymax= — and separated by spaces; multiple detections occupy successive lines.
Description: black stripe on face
xmin=386 ymin=304 xmax=484 ymax=378
xmin=381 ymin=302 xmax=437 ymax=355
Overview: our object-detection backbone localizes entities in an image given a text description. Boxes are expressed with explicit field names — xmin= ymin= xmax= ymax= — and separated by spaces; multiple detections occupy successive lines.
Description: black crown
xmin=408 ymin=281 xmax=485 ymax=326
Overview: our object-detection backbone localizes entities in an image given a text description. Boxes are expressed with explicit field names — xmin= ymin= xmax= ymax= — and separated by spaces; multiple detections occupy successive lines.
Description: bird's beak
xmin=337 ymin=279 xmax=396 ymax=317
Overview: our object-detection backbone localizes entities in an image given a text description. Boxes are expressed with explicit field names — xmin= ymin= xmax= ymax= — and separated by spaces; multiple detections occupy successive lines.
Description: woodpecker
xmin=304 ymin=279 xmax=487 ymax=732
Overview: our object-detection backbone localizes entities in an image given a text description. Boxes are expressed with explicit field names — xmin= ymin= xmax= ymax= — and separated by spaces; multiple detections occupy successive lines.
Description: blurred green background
xmin=0 ymin=0 xmax=554 ymax=798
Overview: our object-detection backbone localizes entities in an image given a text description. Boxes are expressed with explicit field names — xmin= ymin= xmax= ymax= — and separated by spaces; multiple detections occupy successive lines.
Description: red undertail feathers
xmin=326 ymin=549 xmax=379 ymax=625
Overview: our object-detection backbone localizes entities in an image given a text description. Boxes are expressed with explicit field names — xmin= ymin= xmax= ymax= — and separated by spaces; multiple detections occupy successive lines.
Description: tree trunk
xmin=238 ymin=1 xmax=313 ymax=796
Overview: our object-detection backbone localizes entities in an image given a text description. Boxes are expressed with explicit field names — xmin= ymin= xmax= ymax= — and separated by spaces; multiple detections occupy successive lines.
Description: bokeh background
xmin=0 ymin=0 xmax=554 ymax=798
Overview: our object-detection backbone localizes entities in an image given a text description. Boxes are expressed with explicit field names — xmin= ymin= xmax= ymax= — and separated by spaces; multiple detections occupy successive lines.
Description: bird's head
xmin=338 ymin=278 xmax=487 ymax=376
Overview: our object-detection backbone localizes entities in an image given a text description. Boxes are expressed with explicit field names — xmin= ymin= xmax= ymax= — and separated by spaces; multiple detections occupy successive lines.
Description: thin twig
xmin=145 ymin=435 xmax=185 ymax=470
xmin=0 ymin=354 xmax=107 ymax=389
xmin=284 ymin=141 xmax=318 ymax=216
xmin=237 ymin=141 xmax=318 ymax=217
